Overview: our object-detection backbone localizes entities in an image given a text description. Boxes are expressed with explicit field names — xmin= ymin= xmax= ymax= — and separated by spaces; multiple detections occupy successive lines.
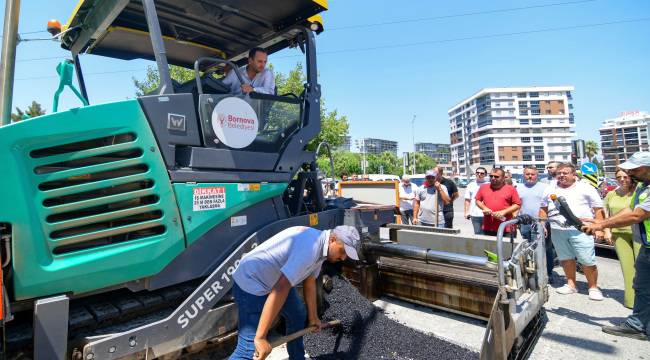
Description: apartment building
xmin=356 ymin=138 xmax=398 ymax=156
xmin=415 ymin=142 xmax=451 ymax=164
xmin=337 ymin=136 xmax=351 ymax=152
xmin=448 ymin=86 xmax=576 ymax=176
xmin=600 ymin=110 xmax=650 ymax=177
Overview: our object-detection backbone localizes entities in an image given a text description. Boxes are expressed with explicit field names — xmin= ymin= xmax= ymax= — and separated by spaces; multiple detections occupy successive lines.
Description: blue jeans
xmin=471 ymin=216 xmax=483 ymax=235
xmin=520 ymin=223 xmax=555 ymax=277
xmin=229 ymin=283 xmax=307 ymax=360
xmin=627 ymin=245 xmax=650 ymax=340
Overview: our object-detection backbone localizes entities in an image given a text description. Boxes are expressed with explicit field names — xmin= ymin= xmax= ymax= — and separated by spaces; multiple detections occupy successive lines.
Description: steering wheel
xmin=551 ymin=195 xmax=584 ymax=231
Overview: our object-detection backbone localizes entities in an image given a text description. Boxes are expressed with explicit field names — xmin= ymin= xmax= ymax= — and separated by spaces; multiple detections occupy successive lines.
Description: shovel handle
xmin=269 ymin=319 xmax=341 ymax=348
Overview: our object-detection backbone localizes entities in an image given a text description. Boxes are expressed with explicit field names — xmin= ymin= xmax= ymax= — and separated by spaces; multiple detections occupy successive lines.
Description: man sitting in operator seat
xmin=223 ymin=47 xmax=276 ymax=95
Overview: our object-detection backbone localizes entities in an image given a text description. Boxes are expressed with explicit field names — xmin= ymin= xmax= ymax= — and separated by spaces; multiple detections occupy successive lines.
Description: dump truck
xmin=0 ymin=1 xmax=581 ymax=359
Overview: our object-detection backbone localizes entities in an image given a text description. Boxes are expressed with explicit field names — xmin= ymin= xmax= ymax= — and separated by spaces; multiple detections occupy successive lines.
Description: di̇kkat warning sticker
xmin=193 ymin=186 xmax=226 ymax=211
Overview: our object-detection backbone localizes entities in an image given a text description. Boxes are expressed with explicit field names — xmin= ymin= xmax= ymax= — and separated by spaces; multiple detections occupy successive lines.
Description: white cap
xmin=332 ymin=225 xmax=360 ymax=260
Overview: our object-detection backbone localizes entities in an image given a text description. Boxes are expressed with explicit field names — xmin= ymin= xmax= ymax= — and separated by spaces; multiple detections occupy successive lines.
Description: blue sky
xmin=2 ymin=0 xmax=649 ymax=153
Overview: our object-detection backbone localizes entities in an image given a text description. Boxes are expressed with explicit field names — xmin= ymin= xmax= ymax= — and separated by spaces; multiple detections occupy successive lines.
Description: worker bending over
xmin=229 ymin=225 xmax=360 ymax=360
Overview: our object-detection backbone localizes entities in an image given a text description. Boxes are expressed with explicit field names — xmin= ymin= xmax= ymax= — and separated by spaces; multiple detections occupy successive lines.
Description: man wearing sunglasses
xmin=465 ymin=167 xmax=489 ymax=234
xmin=475 ymin=168 xmax=521 ymax=237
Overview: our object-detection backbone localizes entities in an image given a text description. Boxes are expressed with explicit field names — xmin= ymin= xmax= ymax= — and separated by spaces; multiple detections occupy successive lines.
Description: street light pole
xmin=411 ymin=115 xmax=416 ymax=174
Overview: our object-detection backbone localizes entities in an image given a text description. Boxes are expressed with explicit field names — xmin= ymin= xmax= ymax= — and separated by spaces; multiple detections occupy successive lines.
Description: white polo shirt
xmin=541 ymin=180 xmax=603 ymax=229
xmin=398 ymin=182 xmax=418 ymax=211
xmin=233 ymin=226 xmax=327 ymax=296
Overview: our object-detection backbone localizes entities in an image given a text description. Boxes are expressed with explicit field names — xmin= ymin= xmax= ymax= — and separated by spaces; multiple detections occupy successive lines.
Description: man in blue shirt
xmin=222 ymin=47 xmax=276 ymax=95
xmin=517 ymin=166 xmax=547 ymax=240
xmin=516 ymin=166 xmax=555 ymax=281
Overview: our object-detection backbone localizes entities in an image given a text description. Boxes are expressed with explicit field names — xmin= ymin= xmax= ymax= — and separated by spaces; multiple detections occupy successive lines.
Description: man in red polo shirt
xmin=475 ymin=168 xmax=521 ymax=236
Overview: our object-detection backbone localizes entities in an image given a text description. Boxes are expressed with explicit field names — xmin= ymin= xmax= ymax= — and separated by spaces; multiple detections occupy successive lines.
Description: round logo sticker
xmin=211 ymin=97 xmax=259 ymax=149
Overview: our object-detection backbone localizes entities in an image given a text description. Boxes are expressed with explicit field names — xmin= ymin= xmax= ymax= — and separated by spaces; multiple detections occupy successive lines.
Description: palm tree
xmin=585 ymin=140 xmax=600 ymax=161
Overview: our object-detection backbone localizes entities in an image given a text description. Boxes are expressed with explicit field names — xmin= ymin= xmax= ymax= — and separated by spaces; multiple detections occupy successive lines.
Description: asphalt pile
xmin=304 ymin=275 xmax=479 ymax=360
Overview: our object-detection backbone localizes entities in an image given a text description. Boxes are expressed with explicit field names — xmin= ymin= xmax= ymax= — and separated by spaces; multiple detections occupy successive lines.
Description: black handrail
xmin=193 ymin=57 xmax=245 ymax=95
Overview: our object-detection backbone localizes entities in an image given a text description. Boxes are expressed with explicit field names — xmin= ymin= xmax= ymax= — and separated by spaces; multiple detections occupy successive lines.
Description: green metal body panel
xmin=0 ymin=100 xmax=185 ymax=300
xmin=173 ymin=182 xmax=288 ymax=245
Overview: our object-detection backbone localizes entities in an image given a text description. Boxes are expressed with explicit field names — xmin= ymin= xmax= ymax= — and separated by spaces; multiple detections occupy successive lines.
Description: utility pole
xmin=359 ymin=138 xmax=367 ymax=175
xmin=411 ymin=115 xmax=416 ymax=174
xmin=0 ymin=0 xmax=21 ymax=126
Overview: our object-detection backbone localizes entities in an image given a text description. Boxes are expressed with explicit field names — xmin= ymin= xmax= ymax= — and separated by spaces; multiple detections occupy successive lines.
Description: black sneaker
xmin=602 ymin=322 xmax=648 ymax=341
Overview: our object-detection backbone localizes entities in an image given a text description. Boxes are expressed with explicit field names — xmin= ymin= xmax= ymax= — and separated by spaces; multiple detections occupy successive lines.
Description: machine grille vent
xmin=32 ymin=133 xmax=166 ymax=254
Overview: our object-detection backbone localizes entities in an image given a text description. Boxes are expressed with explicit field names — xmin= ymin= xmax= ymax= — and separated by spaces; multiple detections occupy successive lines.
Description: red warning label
xmin=193 ymin=186 xmax=226 ymax=211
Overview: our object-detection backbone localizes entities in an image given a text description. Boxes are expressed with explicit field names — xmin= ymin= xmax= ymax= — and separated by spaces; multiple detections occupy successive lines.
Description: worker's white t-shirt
xmin=541 ymin=180 xmax=603 ymax=229
xmin=233 ymin=226 xmax=327 ymax=296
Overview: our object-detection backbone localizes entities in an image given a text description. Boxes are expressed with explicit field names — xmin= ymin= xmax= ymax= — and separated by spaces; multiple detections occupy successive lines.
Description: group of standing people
xmin=398 ymin=167 xmax=458 ymax=228
xmin=453 ymin=157 xmax=649 ymax=341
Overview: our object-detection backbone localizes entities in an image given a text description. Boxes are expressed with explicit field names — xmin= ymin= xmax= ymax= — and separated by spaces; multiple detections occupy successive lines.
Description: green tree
xmin=367 ymin=151 xmax=401 ymax=175
xmin=133 ymin=65 xmax=197 ymax=96
xmin=11 ymin=100 xmax=45 ymax=121
xmin=316 ymin=150 xmax=361 ymax=178
xmin=585 ymin=140 xmax=600 ymax=160
xmin=412 ymin=152 xmax=437 ymax=174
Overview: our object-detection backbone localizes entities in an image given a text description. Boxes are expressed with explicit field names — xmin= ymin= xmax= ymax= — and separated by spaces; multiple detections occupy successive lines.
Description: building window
xmin=532 ymin=118 xmax=541 ymax=125
xmin=545 ymin=110 xmax=551 ymax=114
xmin=512 ymin=156 xmax=519 ymax=161
xmin=522 ymin=137 xmax=531 ymax=143
xmin=531 ymin=109 xmax=541 ymax=115
xmin=517 ymin=92 xmax=526 ymax=98
xmin=499 ymin=156 xmax=505 ymax=161
xmin=530 ymin=92 xmax=539 ymax=98
xmin=519 ymin=119 xmax=529 ymax=125
xmin=519 ymin=110 xmax=528 ymax=116
xmin=533 ymin=137 xmax=543 ymax=143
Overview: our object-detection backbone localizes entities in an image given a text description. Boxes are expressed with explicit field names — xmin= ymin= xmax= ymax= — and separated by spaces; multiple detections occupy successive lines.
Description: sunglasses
xmin=489 ymin=175 xmax=501 ymax=178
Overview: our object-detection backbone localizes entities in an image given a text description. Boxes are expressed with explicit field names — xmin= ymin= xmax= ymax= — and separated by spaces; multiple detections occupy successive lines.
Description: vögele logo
xmin=211 ymin=97 xmax=259 ymax=148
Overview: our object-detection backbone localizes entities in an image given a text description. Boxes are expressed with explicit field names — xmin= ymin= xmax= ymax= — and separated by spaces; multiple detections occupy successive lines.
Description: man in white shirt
xmin=539 ymin=163 xmax=605 ymax=301
xmin=222 ymin=47 xmax=275 ymax=95
xmin=398 ymin=175 xmax=418 ymax=224
xmin=464 ymin=167 xmax=489 ymax=234
xmin=229 ymin=225 xmax=360 ymax=360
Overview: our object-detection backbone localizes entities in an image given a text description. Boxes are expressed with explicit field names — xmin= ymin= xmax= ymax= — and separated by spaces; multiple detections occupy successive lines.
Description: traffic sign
xmin=581 ymin=162 xmax=597 ymax=175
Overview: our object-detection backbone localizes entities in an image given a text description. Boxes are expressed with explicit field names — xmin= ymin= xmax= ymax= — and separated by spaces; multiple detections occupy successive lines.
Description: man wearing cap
xmin=413 ymin=170 xmax=451 ymax=227
xmin=229 ymin=225 xmax=360 ymax=359
xmin=583 ymin=152 xmax=650 ymax=341
xmin=435 ymin=166 xmax=460 ymax=229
